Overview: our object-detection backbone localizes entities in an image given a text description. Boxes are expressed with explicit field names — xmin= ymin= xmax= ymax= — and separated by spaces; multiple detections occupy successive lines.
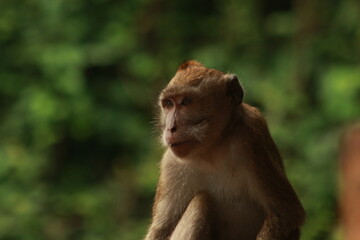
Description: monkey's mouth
xmin=170 ymin=140 xmax=190 ymax=147
xmin=169 ymin=140 xmax=195 ymax=158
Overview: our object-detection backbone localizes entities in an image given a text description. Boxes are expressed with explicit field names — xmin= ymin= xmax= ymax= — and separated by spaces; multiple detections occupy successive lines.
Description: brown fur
xmin=145 ymin=61 xmax=305 ymax=240
xmin=177 ymin=60 xmax=204 ymax=71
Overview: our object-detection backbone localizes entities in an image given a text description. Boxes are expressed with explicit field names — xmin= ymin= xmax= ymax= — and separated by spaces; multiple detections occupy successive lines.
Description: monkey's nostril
xmin=170 ymin=127 xmax=177 ymax=133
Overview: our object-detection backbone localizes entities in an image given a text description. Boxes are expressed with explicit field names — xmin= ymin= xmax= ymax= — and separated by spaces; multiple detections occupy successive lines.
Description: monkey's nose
xmin=170 ymin=126 xmax=177 ymax=133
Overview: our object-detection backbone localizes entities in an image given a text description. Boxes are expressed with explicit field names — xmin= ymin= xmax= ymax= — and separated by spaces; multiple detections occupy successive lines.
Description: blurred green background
xmin=0 ymin=0 xmax=359 ymax=239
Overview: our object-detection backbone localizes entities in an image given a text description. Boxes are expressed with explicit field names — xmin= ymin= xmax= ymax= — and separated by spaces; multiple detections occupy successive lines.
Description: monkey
xmin=145 ymin=60 xmax=305 ymax=240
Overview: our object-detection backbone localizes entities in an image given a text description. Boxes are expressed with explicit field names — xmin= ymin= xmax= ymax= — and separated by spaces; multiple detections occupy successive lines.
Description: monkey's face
xmin=159 ymin=89 xmax=211 ymax=158
xmin=158 ymin=62 xmax=243 ymax=159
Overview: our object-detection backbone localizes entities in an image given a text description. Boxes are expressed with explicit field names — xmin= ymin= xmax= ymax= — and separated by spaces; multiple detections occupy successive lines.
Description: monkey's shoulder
xmin=238 ymin=104 xmax=268 ymax=129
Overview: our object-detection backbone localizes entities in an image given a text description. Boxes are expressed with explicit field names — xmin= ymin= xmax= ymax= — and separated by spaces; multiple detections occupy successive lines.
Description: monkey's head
xmin=158 ymin=60 xmax=243 ymax=159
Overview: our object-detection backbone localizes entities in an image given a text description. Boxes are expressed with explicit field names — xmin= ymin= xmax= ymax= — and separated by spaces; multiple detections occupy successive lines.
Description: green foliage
xmin=0 ymin=0 xmax=359 ymax=239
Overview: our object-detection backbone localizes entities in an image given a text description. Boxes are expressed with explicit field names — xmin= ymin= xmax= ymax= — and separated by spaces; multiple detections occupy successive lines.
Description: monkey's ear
xmin=225 ymin=74 xmax=243 ymax=105
xmin=178 ymin=60 xmax=204 ymax=71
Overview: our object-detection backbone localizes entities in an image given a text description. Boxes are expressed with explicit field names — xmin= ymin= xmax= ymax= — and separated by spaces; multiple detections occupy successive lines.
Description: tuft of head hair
xmin=177 ymin=60 xmax=204 ymax=71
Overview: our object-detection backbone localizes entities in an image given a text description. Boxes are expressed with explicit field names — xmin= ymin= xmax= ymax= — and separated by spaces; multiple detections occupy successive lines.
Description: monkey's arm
xmin=145 ymin=188 xmax=215 ymax=240
xmin=254 ymin=152 xmax=305 ymax=239
xmin=170 ymin=192 xmax=215 ymax=240
xmin=144 ymin=183 xmax=179 ymax=240
xmin=254 ymin=165 xmax=305 ymax=240
xmin=246 ymin=119 xmax=305 ymax=240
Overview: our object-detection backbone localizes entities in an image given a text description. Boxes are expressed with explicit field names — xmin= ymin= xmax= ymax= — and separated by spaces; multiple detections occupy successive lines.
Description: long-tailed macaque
xmin=145 ymin=60 xmax=305 ymax=240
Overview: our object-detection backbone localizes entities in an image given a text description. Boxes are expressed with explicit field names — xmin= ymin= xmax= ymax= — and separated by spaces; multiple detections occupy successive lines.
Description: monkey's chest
xmin=214 ymin=198 xmax=265 ymax=240
xmin=204 ymin=171 xmax=265 ymax=240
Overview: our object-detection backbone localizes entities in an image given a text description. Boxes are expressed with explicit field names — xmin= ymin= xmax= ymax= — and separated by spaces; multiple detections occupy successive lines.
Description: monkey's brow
xmin=160 ymin=86 xmax=199 ymax=99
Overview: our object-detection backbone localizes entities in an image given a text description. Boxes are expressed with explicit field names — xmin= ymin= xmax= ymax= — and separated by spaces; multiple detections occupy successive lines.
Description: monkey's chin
xmin=169 ymin=140 xmax=195 ymax=158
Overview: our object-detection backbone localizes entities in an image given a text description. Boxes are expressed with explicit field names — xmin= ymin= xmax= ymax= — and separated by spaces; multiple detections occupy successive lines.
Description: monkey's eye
xmin=181 ymin=98 xmax=192 ymax=106
xmin=162 ymin=99 xmax=174 ymax=108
